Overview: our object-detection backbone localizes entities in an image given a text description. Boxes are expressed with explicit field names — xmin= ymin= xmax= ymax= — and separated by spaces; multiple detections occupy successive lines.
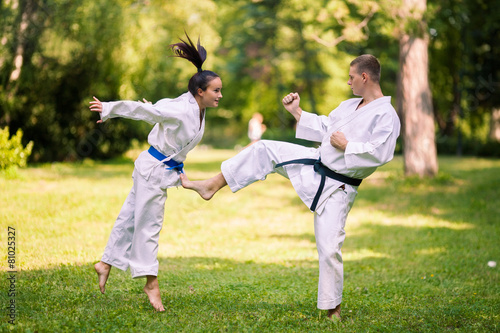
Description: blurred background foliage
xmin=0 ymin=0 xmax=498 ymax=162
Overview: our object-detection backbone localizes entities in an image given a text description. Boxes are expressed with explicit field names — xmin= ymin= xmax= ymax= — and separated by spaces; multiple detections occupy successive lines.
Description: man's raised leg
xmin=181 ymin=140 xmax=300 ymax=199
xmin=180 ymin=173 xmax=227 ymax=200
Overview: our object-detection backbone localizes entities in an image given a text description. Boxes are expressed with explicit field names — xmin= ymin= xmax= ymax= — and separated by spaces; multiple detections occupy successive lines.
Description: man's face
xmin=348 ymin=66 xmax=364 ymax=96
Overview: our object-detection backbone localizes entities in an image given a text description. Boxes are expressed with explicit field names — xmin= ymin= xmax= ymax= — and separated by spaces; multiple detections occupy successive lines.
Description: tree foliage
xmin=428 ymin=0 xmax=500 ymax=148
xmin=1 ymin=0 xmax=130 ymax=161
xmin=0 ymin=0 xmax=497 ymax=161
xmin=0 ymin=126 xmax=33 ymax=169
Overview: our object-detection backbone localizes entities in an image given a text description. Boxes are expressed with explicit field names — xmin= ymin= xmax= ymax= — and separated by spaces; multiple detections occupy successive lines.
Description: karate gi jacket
xmin=100 ymin=92 xmax=204 ymax=188
xmin=286 ymin=96 xmax=401 ymax=214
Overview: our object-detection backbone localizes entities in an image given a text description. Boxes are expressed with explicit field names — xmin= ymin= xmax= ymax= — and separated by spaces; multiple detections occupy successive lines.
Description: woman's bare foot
xmin=144 ymin=276 xmax=165 ymax=312
xmin=94 ymin=261 xmax=112 ymax=294
xmin=179 ymin=173 xmax=227 ymax=200
xmin=327 ymin=304 xmax=341 ymax=321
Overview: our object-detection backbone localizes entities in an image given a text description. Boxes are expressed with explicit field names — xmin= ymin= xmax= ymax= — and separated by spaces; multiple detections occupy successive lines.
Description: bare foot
xmin=327 ymin=304 xmax=341 ymax=321
xmin=144 ymin=276 xmax=165 ymax=312
xmin=94 ymin=261 xmax=111 ymax=294
xmin=179 ymin=173 xmax=226 ymax=200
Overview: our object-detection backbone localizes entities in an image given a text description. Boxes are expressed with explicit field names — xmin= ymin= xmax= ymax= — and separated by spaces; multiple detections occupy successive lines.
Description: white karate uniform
xmin=221 ymin=96 xmax=400 ymax=309
xmin=99 ymin=92 xmax=204 ymax=278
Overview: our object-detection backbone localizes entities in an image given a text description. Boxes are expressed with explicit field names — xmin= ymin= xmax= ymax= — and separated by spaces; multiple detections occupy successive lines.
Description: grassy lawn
xmin=1 ymin=148 xmax=499 ymax=332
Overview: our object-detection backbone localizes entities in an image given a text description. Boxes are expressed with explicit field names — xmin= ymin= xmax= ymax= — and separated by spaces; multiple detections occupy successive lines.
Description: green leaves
xmin=0 ymin=127 xmax=33 ymax=170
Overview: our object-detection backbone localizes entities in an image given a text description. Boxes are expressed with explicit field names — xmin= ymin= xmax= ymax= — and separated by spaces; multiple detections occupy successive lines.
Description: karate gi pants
xmin=101 ymin=166 xmax=169 ymax=278
xmin=221 ymin=140 xmax=357 ymax=310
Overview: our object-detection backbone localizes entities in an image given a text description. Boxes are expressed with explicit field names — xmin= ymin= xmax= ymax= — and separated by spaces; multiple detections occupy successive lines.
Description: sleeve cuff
xmin=296 ymin=111 xmax=323 ymax=141
xmin=100 ymin=102 xmax=111 ymax=122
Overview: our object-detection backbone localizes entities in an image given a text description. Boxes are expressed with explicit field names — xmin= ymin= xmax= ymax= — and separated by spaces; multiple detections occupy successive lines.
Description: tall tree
xmin=0 ymin=0 xmax=221 ymax=161
xmin=1 ymin=0 xmax=44 ymax=127
xmin=463 ymin=0 xmax=500 ymax=143
xmin=427 ymin=0 xmax=500 ymax=151
xmin=427 ymin=0 xmax=464 ymax=139
xmin=214 ymin=0 xmax=332 ymax=145
xmin=0 ymin=0 xmax=130 ymax=161
xmin=398 ymin=0 xmax=438 ymax=177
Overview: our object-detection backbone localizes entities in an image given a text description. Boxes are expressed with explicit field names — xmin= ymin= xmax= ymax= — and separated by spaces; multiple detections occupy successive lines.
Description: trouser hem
xmin=130 ymin=267 xmax=158 ymax=279
xmin=101 ymin=257 xmax=129 ymax=272
xmin=317 ymin=296 xmax=342 ymax=310
xmin=221 ymin=160 xmax=242 ymax=192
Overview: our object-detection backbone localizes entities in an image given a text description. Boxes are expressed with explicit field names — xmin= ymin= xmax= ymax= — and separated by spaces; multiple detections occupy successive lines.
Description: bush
xmin=0 ymin=127 xmax=34 ymax=170
xmin=436 ymin=135 xmax=500 ymax=157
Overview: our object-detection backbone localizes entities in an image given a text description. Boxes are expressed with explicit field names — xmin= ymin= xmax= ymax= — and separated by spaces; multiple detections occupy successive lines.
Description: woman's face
xmin=198 ymin=77 xmax=223 ymax=108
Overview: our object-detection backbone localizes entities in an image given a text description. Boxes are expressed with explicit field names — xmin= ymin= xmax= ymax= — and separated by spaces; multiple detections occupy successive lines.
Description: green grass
xmin=1 ymin=148 xmax=499 ymax=332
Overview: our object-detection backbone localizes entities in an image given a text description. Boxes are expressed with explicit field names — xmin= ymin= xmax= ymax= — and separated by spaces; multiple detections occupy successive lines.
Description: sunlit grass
xmin=0 ymin=149 xmax=498 ymax=332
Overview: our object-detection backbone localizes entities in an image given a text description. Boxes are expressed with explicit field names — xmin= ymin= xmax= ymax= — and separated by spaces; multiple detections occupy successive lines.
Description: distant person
xmin=89 ymin=34 xmax=223 ymax=312
xmin=248 ymin=112 xmax=267 ymax=144
xmin=180 ymin=54 xmax=400 ymax=320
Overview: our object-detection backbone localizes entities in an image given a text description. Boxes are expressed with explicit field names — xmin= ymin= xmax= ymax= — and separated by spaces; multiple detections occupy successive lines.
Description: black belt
xmin=276 ymin=158 xmax=362 ymax=211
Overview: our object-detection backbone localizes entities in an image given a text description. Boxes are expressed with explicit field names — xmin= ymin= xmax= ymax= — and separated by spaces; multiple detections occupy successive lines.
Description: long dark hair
xmin=170 ymin=33 xmax=219 ymax=97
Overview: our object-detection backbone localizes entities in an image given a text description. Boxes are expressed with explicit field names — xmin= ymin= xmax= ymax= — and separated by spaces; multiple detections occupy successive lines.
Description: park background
xmin=1 ymin=0 xmax=499 ymax=332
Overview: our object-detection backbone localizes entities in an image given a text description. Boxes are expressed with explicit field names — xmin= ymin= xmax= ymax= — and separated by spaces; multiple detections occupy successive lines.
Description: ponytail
xmin=170 ymin=33 xmax=219 ymax=97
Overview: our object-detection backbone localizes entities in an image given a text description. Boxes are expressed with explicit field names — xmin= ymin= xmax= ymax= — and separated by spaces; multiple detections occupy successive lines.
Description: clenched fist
xmin=282 ymin=92 xmax=302 ymax=122
xmin=330 ymin=131 xmax=348 ymax=151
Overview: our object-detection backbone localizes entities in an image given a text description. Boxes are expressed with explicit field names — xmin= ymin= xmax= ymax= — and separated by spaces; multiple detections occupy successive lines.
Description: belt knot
xmin=313 ymin=159 xmax=323 ymax=173
xmin=275 ymin=157 xmax=361 ymax=212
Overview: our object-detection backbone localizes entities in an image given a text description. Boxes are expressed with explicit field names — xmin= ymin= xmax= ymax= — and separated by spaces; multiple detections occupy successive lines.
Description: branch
xmin=310 ymin=34 xmax=346 ymax=48
xmin=310 ymin=9 xmax=376 ymax=48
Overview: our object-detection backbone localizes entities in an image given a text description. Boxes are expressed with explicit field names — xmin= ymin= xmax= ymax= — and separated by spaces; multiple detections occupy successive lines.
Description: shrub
xmin=436 ymin=135 xmax=500 ymax=157
xmin=0 ymin=127 xmax=34 ymax=170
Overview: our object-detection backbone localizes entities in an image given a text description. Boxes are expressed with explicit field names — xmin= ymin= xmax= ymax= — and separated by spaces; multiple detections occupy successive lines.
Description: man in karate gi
xmin=181 ymin=54 xmax=401 ymax=320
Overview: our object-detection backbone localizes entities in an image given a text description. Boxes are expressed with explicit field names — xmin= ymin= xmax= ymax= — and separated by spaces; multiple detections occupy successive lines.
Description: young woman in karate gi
xmin=89 ymin=35 xmax=222 ymax=312
xmin=180 ymin=54 xmax=400 ymax=320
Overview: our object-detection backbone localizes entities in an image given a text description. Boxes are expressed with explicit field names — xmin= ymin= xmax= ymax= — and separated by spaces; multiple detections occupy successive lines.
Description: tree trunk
xmin=4 ymin=0 xmax=40 ymax=93
xmin=398 ymin=0 xmax=438 ymax=177
xmin=490 ymin=107 xmax=500 ymax=142
xmin=1 ymin=0 xmax=42 ymax=127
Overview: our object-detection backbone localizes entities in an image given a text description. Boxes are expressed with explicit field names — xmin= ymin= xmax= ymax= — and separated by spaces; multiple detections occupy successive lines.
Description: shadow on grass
xmin=9 ymin=257 xmax=326 ymax=332
xmin=9 ymin=218 xmax=498 ymax=332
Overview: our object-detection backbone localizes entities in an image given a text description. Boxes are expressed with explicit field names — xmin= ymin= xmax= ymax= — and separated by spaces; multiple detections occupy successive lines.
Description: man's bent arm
xmin=282 ymin=92 xmax=302 ymax=122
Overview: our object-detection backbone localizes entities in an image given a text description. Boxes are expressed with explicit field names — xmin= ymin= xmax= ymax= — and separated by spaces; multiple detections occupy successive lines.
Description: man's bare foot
xmin=327 ymin=304 xmax=341 ymax=321
xmin=144 ymin=276 xmax=165 ymax=312
xmin=94 ymin=261 xmax=111 ymax=294
xmin=179 ymin=173 xmax=226 ymax=200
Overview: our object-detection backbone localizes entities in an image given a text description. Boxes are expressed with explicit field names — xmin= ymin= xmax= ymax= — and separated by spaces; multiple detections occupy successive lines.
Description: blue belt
xmin=148 ymin=146 xmax=184 ymax=173
xmin=276 ymin=158 xmax=361 ymax=211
